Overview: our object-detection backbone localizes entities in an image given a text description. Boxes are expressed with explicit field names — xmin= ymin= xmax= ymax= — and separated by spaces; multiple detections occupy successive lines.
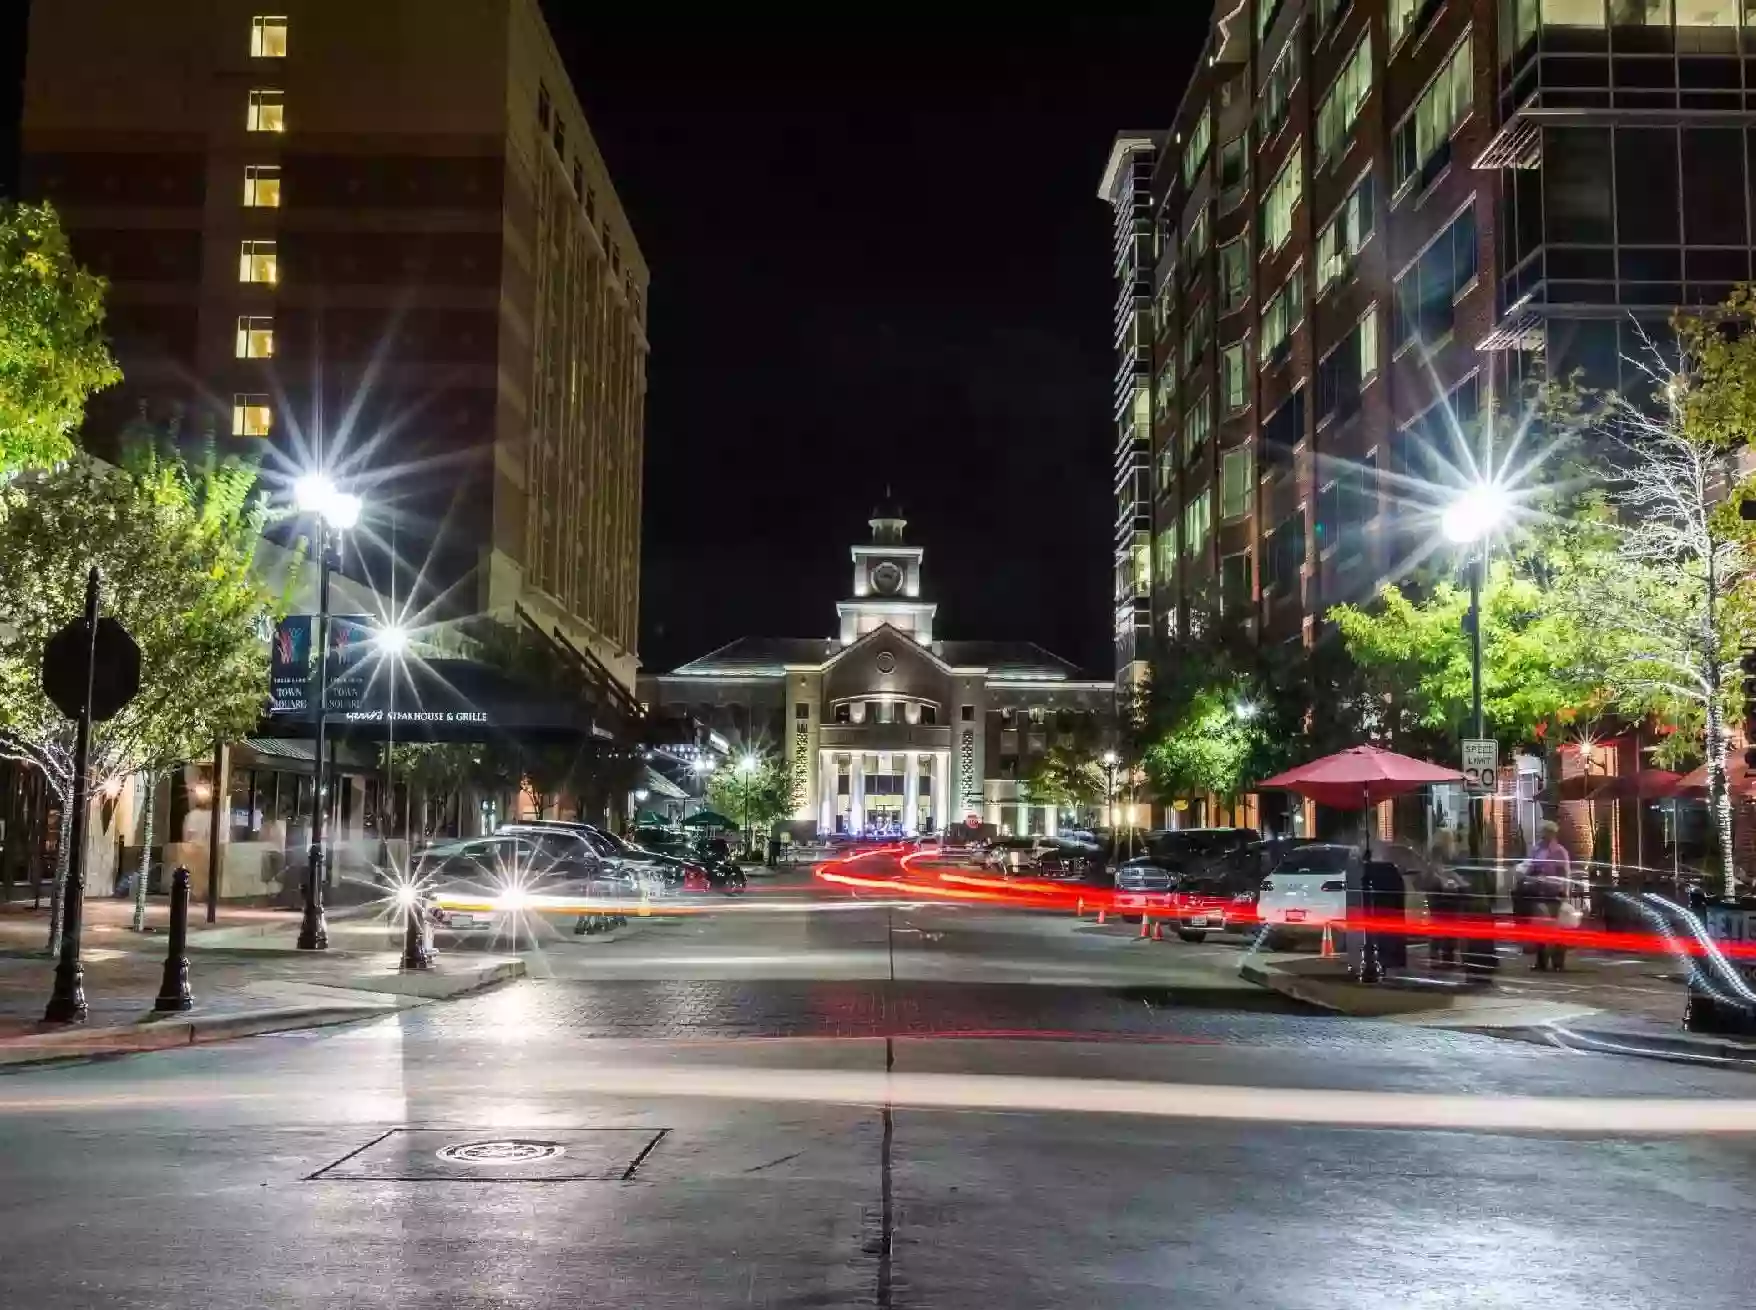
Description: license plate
xmin=1188 ymin=916 xmax=1209 ymax=927
xmin=1284 ymin=909 xmax=1307 ymax=923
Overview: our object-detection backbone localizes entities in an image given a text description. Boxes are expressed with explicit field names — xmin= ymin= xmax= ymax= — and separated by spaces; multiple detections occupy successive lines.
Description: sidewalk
xmin=0 ymin=897 xmax=523 ymax=1068
xmin=1237 ymin=939 xmax=1756 ymax=1067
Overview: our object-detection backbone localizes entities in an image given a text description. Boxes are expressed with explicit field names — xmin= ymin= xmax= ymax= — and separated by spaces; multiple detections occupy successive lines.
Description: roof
xmin=1097 ymin=131 xmax=1164 ymax=201
xmin=669 ymin=637 xmax=839 ymax=676
xmin=936 ymin=641 xmax=1087 ymax=680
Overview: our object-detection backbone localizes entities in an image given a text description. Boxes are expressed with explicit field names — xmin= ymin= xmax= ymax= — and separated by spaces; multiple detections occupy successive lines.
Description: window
xmin=235 ymin=316 xmax=274 ymax=358
xmin=961 ymin=704 xmax=975 ymax=722
xmin=1220 ymin=239 xmax=1250 ymax=311
xmin=1154 ymin=358 xmax=1177 ymax=422
xmin=1316 ymin=465 xmax=1373 ymax=557
xmin=238 ymin=240 xmax=277 ymax=284
xmin=1263 ymin=387 xmax=1306 ymax=474
xmin=1183 ymin=487 xmax=1213 ymax=559
xmin=1221 ymin=551 xmax=1253 ymax=615
xmin=1394 ymin=375 xmax=1478 ymax=484
xmin=1545 ymin=0 xmax=1604 ymax=21
xmin=921 ymin=706 xmax=937 ymax=725
xmin=1264 ymin=509 xmax=1306 ymax=595
xmin=538 ymin=83 xmax=551 ymax=129
xmin=1316 ymin=38 xmax=1373 ymax=171
xmin=1157 ymin=442 xmax=1177 ymax=493
xmin=1157 ymin=527 xmax=1178 ymax=589
xmin=1392 ymin=203 xmax=1477 ymax=350
xmin=1184 ymin=390 xmax=1212 ymax=465
xmin=1392 ymin=34 xmax=1472 ymax=194
xmin=1316 ymin=307 xmax=1378 ymax=423
xmin=1262 ymin=145 xmax=1303 ymax=253
xmin=1258 ymin=39 xmax=1301 ymax=141
xmin=1155 ymin=279 xmax=1176 ymax=340
xmin=242 ymin=164 xmax=281 ymax=208
xmin=1182 ymin=204 xmax=1210 ymax=271
xmin=232 ymin=394 xmax=272 ymax=437
xmin=1610 ymin=0 xmax=1667 ymax=21
xmin=1218 ymin=135 xmax=1247 ymax=199
xmin=246 ymin=90 xmax=285 ymax=133
xmin=796 ymin=702 xmax=810 ymax=721
xmin=1259 ymin=265 xmax=1305 ymax=364
xmin=1132 ymin=537 xmax=1152 ymax=596
xmin=1183 ymin=107 xmax=1212 ymax=188
xmin=250 ymin=16 xmax=288 ymax=58
xmin=1221 ymin=445 xmax=1253 ymax=519
xmin=1257 ymin=0 xmax=1283 ymax=39
xmin=1183 ymin=303 xmax=1211 ymax=376
xmin=1222 ymin=342 xmax=1249 ymax=412
xmin=835 ymin=703 xmax=852 ymax=724
xmin=1317 ymin=172 xmax=1375 ymax=293
xmin=1388 ymin=0 xmax=1424 ymax=45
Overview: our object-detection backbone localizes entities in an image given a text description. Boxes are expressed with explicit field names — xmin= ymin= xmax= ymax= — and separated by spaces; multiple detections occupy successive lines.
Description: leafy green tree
xmin=1019 ymin=742 xmax=1106 ymax=821
xmin=0 ymin=201 xmax=121 ymax=471
xmin=1142 ymin=675 xmax=1268 ymax=805
xmin=0 ymin=447 xmax=284 ymax=948
xmin=389 ymin=742 xmax=488 ymax=837
xmin=707 ymin=756 xmax=791 ymax=851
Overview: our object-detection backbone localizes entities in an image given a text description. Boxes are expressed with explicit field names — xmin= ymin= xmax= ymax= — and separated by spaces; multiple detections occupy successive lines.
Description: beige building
xmin=641 ymin=506 xmax=1116 ymax=838
xmin=21 ymin=0 xmax=648 ymax=692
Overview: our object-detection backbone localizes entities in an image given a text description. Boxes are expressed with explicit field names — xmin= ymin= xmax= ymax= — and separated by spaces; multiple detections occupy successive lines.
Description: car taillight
xmin=1320 ymin=880 xmax=1346 ymax=892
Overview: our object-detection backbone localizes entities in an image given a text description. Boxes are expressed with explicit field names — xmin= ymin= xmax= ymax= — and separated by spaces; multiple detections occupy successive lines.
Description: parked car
xmin=414 ymin=832 xmax=624 ymax=935
xmin=985 ymin=835 xmax=1102 ymax=880
xmin=1256 ymin=843 xmax=1358 ymax=949
xmin=497 ymin=822 xmax=674 ymax=897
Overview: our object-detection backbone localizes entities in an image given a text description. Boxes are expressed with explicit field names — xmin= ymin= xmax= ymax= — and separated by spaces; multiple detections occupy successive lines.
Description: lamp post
xmin=1101 ymin=749 xmax=1120 ymax=831
xmin=374 ymin=622 xmax=408 ymax=874
xmin=737 ymin=753 xmax=759 ymax=858
xmin=294 ymin=473 xmax=362 ymax=952
xmin=1442 ymin=482 xmax=1511 ymax=865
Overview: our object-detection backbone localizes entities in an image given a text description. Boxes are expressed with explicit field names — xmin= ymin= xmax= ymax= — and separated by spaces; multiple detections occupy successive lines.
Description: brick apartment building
xmin=1104 ymin=0 xmax=1756 ymax=671
xmin=21 ymin=0 xmax=649 ymax=694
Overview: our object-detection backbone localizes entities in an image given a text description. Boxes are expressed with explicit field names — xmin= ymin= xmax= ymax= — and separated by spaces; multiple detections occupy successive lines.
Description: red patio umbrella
xmin=1257 ymin=744 xmax=1465 ymax=810
xmin=1673 ymin=759 xmax=1753 ymax=800
xmin=1556 ymin=768 xmax=1681 ymax=801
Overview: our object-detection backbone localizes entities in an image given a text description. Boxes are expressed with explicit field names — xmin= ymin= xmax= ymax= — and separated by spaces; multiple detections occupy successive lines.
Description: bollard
xmin=152 ymin=867 xmax=194 ymax=1013
xmin=400 ymin=896 xmax=434 ymax=971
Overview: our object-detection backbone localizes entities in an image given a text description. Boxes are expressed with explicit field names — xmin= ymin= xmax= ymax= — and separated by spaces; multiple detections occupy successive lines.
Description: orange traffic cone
xmin=1153 ymin=919 xmax=1165 ymax=941
xmin=1076 ymin=896 xmax=1085 ymax=917
xmin=1139 ymin=916 xmax=1152 ymax=940
xmin=1320 ymin=921 xmax=1337 ymax=958
xmin=1096 ymin=905 xmax=1107 ymax=926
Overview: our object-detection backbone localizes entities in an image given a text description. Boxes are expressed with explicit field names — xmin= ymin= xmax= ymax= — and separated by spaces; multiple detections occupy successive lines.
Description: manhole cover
xmin=436 ymin=1139 xmax=566 ymax=1166
xmin=310 ymin=1128 xmax=666 ymax=1181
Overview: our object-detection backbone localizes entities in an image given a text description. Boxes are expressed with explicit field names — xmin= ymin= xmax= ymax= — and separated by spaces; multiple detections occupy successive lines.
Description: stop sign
xmin=964 ymin=813 xmax=981 ymax=830
xmin=43 ymin=616 xmax=141 ymax=722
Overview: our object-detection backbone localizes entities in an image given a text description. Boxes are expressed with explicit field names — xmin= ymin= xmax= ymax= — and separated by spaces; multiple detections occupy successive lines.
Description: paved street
xmin=3 ymin=861 xmax=1756 ymax=1308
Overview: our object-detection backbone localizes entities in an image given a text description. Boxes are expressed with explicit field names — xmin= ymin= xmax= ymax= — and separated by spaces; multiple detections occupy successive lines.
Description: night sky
xmin=0 ymin=7 xmax=1208 ymax=677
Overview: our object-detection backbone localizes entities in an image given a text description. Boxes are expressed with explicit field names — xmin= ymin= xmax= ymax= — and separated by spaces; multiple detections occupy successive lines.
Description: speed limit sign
xmin=1461 ymin=738 xmax=1499 ymax=793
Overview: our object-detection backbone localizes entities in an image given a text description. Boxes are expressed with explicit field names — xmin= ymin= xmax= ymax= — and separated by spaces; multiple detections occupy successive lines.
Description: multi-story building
xmin=1100 ymin=133 xmax=1165 ymax=688
xmin=1103 ymin=0 xmax=1756 ymax=663
xmin=21 ymin=0 xmax=648 ymax=695
xmin=639 ymin=503 xmax=1117 ymax=840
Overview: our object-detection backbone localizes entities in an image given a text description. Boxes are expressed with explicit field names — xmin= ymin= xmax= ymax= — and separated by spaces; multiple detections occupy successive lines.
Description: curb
xmin=1513 ymin=1022 xmax=1756 ymax=1070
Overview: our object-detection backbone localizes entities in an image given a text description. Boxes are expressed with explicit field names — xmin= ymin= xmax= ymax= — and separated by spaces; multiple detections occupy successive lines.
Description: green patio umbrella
xmin=680 ymin=808 xmax=736 ymax=830
xmin=634 ymin=809 xmax=673 ymax=828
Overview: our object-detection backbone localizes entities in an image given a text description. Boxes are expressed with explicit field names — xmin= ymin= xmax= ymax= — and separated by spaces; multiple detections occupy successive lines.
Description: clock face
xmin=872 ymin=562 xmax=903 ymax=596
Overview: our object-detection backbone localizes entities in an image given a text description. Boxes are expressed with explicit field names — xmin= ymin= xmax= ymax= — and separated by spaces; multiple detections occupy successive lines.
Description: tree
xmin=1143 ymin=676 xmax=1269 ymax=806
xmin=1329 ymin=554 xmax=1604 ymax=755
xmin=1019 ymin=743 xmax=1106 ymax=823
xmin=707 ymin=756 xmax=791 ymax=850
xmin=0 ymin=447 xmax=284 ymax=948
xmin=389 ymin=742 xmax=486 ymax=838
xmin=0 ymin=201 xmax=121 ymax=472
xmin=1558 ymin=304 xmax=1756 ymax=889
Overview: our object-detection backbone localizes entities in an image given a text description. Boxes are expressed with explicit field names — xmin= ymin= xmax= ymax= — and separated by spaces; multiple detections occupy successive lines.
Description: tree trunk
xmin=45 ymin=802 xmax=72 ymax=956
xmin=1707 ymin=697 xmax=1737 ymax=896
xmin=131 ymin=771 xmax=156 ymax=931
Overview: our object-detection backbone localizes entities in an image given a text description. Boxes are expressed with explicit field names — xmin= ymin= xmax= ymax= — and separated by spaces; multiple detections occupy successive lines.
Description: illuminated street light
xmin=1440 ymin=481 xmax=1511 ymax=546
xmin=374 ymin=623 xmax=410 ymax=656
xmin=1234 ymin=701 xmax=1259 ymax=722
xmin=293 ymin=472 xmax=362 ymax=530
xmin=737 ymin=752 xmax=760 ymax=857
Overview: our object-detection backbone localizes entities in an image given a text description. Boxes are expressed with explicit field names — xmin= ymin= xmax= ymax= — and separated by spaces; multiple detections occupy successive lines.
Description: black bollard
xmin=152 ymin=866 xmax=193 ymax=1013
xmin=400 ymin=896 xmax=433 ymax=971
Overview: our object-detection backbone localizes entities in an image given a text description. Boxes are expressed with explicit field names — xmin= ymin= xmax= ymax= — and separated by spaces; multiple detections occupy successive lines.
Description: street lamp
xmin=374 ymin=622 xmax=409 ymax=878
xmin=1443 ymin=479 xmax=1512 ymax=868
xmin=295 ymin=472 xmax=363 ymax=952
xmin=1101 ymin=749 xmax=1120 ymax=830
xmin=737 ymin=752 xmax=759 ymax=857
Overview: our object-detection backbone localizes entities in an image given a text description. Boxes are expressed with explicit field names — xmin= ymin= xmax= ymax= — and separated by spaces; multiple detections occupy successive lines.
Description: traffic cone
xmin=1320 ymin=921 xmax=1337 ymax=958
xmin=1076 ymin=896 xmax=1084 ymax=916
xmin=1139 ymin=915 xmax=1152 ymax=940
xmin=1153 ymin=919 xmax=1165 ymax=941
xmin=1096 ymin=905 xmax=1107 ymax=926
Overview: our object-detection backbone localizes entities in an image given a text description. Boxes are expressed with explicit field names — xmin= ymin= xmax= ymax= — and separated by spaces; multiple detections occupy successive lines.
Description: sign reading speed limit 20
xmin=1461 ymin=738 xmax=1499 ymax=793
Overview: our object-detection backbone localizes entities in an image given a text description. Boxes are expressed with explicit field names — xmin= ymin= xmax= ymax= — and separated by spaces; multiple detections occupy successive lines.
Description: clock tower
xmin=838 ymin=497 xmax=937 ymax=646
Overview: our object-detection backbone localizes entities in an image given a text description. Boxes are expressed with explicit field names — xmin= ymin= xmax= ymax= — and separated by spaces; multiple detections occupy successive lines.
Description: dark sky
xmin=0 ymin=7 xmax=1207 ymax=676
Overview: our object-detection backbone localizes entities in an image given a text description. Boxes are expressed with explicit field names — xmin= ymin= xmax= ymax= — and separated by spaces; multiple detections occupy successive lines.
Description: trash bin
xmin=1361 ymin=860 xmax=1409 ymax=970
xmin=1457 ymin=864 xmax=1500 ymax=981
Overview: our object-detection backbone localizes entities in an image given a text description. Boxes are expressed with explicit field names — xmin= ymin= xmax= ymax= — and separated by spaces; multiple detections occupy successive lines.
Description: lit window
xmin=1221 ymin=446 xmax=1252 ymax=520
xmin=1182 ymin=487 xmax=1213 ymax=559
xmin=236 ymin=316 xmax=274 ymax=358
xmin=1261 ymin=144 xmax=1303 ymax=253
xmin=1545 ymin=0 xmax=1605 ymax=24
xmin=232 ymin=394 xmax=272 ymax=437
xmin=238 ymin=240 xmax=277 ymax=284
xmin=242 ymin=165 xmax=281 ymax=208
xmin=1183 ymin=390 xmax=1211 ymax=465
xmin=246 ymin=90 xmax=285 ymax=133
xmin=1222 ymin=342 xmax=1249 ymax=412
xmin=1219 ymin=239 xmax=1249 ymax=311
xmin=1157 ymin=527 xmax=1178 ymax=589
xmin=1315 ymin=37 xmax=1372 ymax=172
xmin=1182 ymin=106 xmax=1212 ymax=189
xmin=1392 ymin=204 xmax=1477 ymax=350
xmin=1317 ymin=173 xmax=1376 ymax=294
xmin=250 ymin=16 xmax=288 ymax=58
xmin=1392 ymin=34 xmax=1472 ymax=193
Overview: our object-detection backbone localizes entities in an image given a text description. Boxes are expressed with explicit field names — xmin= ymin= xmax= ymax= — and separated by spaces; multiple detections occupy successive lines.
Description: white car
xmin=1256 ymin=844 xmax=1357 ymax=948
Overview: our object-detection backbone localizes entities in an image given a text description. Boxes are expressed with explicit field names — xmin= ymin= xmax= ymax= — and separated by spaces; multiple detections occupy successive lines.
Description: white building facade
xmin=641 ymin=507 xmax=1116 ymax=838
